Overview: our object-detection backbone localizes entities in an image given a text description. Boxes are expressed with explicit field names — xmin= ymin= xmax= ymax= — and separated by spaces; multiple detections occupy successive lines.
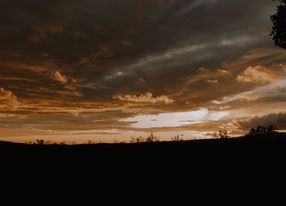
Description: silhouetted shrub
xmin=248 ymin=125 xmax=279 ymax=136
xmin=145 ymin=133 xmax=160 ymax=142
xmin=35 ymin=139 xmax=45 ymax=145
xmin=130 ymin=133 xmax=160 ymax=143
xmin=171 ymin=135 xmax=184 ymax=142
xmin=130 ymin=136 xmax=146 ymax=143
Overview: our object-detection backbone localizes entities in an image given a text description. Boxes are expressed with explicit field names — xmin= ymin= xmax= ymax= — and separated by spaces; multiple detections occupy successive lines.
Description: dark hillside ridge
xmin=1 ymin=133 xmax=286 ymax=157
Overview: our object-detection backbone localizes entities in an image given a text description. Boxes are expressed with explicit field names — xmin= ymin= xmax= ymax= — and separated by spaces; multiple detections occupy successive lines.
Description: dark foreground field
xmin=1 ymin=133 xmax=286 ymax=162
xmin=1 ymin=134 xmax=286 ymax=192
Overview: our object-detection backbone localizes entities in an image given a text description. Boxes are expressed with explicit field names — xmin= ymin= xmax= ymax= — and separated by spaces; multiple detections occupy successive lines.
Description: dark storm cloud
xmin=0 ymin=0 xmax=276 ymax=68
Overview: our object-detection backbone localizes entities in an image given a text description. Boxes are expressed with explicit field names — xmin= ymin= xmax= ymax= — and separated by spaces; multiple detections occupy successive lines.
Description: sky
xmin=1 ymin=0 xmax=286 ymax=143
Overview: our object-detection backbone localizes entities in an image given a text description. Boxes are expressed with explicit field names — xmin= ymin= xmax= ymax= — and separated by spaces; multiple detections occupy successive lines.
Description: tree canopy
xmin=271 ymin=0 xmax=286 ymax=49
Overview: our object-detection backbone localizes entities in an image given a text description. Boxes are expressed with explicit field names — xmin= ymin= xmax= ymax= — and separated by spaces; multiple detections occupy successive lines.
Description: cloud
xmin=224 ymin=48 xmax=286 ymax=71
xmin=51 ymin=70 xmax=68 ymax=84
xmin=0 ymin=114 xmax=17 ymax=119
xmin=171 ymin=67 xmax=230 ymax=97
xmin=234 ymin=113 xmax=286 ymax=131
xmin=0 ymin=76 xmax=33 ymax=82
xmin=29 ymin=25 xmax=65 ymax=43
xmin=121 ymin=108 xmax=230 ymax=129
xmin=213 ymin=79 xmax=286 ymax=104
xmin=113 ymin=92 xmax=174 ymax=104
xmin=236 ymin=65 xmax=280 ymax=84
xmin=0 ymin=88 xmax=19 ymax=108
xmin=217 ymin=69 xmax=230 ymax=75
xmin=280 ymin=64 xmax=286 ymax=74
xmin=0 ymin=61 xmax=51 ymax=73
xmin=206 ymin=79 xmax=218 ymax=84
xmin=50 ymin=70 xmax=82 ymax=96
xmin=179 ymin=0 xmax=217 ymax=14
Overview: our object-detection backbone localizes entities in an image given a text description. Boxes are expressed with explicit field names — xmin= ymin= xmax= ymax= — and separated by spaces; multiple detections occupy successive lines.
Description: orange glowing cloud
xmin=51 ymin=70 xmax=68 ymax=84
xmin=0 ymin=88 xmax=19 ymax=108
xmin=113 ymin=92 xmax=174 ymax=104
xmin=236 ymin=65 xmax=280 ymax=84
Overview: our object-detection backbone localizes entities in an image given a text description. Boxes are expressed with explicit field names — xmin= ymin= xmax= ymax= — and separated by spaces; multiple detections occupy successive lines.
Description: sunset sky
xmin=1 ymin=0 xmax=286 ymax=143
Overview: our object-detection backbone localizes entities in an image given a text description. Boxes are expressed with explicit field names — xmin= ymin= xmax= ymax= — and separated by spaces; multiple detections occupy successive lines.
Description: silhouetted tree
xmin=271 ymin=0 xmax=286 ymax=49
xmin=267 ymin=124 xmax=278 ymax=134
xmin=248 ymin=125 xmax=279 ymax=136
xmin=249 ymin=128 xmax=256 ymax=136
xmin=256 ymin=126 xmax=266 ymax=134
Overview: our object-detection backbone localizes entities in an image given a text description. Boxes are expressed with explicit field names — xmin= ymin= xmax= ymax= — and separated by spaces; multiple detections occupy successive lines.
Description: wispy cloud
xmin=113 ymin=92 xmax=174 ymax=104
xmin=29 ymin=25 xmax=65 ymax=43
xmin=213 ymin=79 xmax=286 ymax=104
xmin=51 ymin=70 xmax=68 ymax=84
xmin=50 ymin=70 xmax=81 ymax=96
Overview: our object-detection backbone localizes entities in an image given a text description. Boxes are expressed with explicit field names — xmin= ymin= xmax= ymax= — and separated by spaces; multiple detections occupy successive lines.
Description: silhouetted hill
xmin=1 ymin=134 xmax=286 ymax=187
xmin=1 ymin=133 xmax=286 ymax=160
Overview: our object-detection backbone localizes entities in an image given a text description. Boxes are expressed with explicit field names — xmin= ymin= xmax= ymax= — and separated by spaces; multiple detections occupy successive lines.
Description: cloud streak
xmin=51 ymin=70 xmax=68 ymax=84
xmin=122 ymin=108 xmax=230 ymax=129
xmin=213 ymin=79 xmax=286 ymax=104
xmin=113 ymin=92 xmax=174 ymax=104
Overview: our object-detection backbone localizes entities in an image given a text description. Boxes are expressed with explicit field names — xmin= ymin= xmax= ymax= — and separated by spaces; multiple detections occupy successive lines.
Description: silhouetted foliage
xmin=248 ymin=125 xmax=279 ymax=136
xmin=35 ymin=139 xmax=45 ymax=145
xmin=87 ymin=140 xmax=94 ymax=144
xmin=171 ymin=135 xmax=184 ymax=142
xmin=130 ymin=133 xmax=160 ymax=143
xmin=267 ymin=125 xmax=278 ymax=134
xmin=130 ymin=136 xmax=146 ymax=143
xmin=145 ymin=133 xmax=160 ymax=142
xmin=214 ymin=130 xmax=229 ymax=139
xmin=271 ymin=0 xmax=286 ymax=49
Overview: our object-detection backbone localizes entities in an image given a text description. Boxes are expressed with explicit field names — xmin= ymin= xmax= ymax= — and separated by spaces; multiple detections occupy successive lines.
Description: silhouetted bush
xmin=145 ymin=133 xmax=160 ymax=142
xmin=171 ymin=135 xmax=184 ymax=142
xmin=87 ymin=140 xmax=97 ymax=144
xmin=130 ymin=133 xmax=160 ymax=143
xmin=130 ymin=136 xmax=146 ymax=143
xmin=248 ymin=125 xmax=279 ymax=136
xmin=35 ymin=139 xmax=45 ymax=145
